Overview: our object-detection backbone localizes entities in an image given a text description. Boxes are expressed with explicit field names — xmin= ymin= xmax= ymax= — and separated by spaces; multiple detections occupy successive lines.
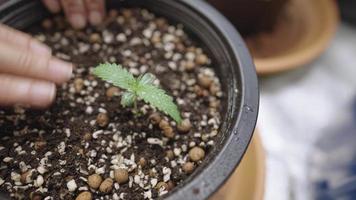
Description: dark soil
xmin=0 ymin=8 xmax=223 ymax=200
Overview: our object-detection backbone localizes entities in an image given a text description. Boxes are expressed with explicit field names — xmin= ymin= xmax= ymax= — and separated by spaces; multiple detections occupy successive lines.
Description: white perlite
xmin=150 ymin=178 xmax=158 ymax=187
xmin=162 ymin=167 xmax=172 ymax=182
xmin=67 ymin=179 xmax=77 ymax=192
xmin=147 ymin=138 xmax=163 ymax=146
xmin=57 ymin=142 xmax=66 ymax=155
xmin=37 ymin=165 xmax=47 ymax=174
xmin=144 ymin=190 xmax=152 ymax=199
xmin=34 ymin=175 xmax=44 ymax=187
xmin=64 ymin=128 xmax=71 ymax=137
xmin=3 ymin=157 xmax=13 ymax=163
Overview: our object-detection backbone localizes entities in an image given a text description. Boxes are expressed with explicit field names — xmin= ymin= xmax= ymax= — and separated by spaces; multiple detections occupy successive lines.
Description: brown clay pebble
xmin=114 ymin=168 xmax=129 ymax=184
xmin=96 ymin=113 xmax=109 ymax=127
xmin=167 ymin=181 xmax=175 ymax=191
xmin=155 ymin=181 xmax=168 ymax=190
xmin=151 ymin=35 xmax=161 ymax=44
xmin=89 ymin=33 xmax=101 ymax=43
xmin=149 ymin=113 xmax=161 ymax=125
xmin=20 ymin=171 xmax=31 ymax=184
xmin=182 ymin=162 xmax=195 ymax=174
xmin=209 ymin=99 xmax=220 ymax=109
xmin=155 ymin=18 xmax=167 ymax=28
xmin=149 ymin=169 xmax=157 ymax=177
xmin=166 ymin=150 xmax=174 ymax=160
xmin=76 ymin=191 xmax=92 ymax=200
xmin=108 ymin=9 xmax=118 ymax=18
xmin=138 ymin=157 xmax=147 ymax=167
xmin=34 ymin=140 xmax=46 ymax=150
xmin=99 ymin=178 xmax=113 ymax=193
xmin=106 ymin=87 xmax=120 ymax=98
xmin=87 ymin=174 xmax=102 ymax=189
xmin=78 ymin=148 xmax=84 ymax=156
xmin=42 ymin=19 xmax=52 ymax=30
xmin=194 ymin=85 xmax=208 ymax=97
xmin=198 ymin=74 xmax=213 ymax=88
xmin=189 ymin=147 xmax=205 ymax=162
xmin=159 ymin=120 xmax=170 ymax=129
xmin=122 ymin=9 xmax=132 ymax=18
xmin=74 ymin=78 xmax=84 ymax=92
xmin=209 ymin=84 xmax=220 ymax=96
xmin=64 ymin=29 xmax=75 ymax=37
xmin=184 ymin=61 xmax=196 ymax=71
xmin=177 ymin=119 xmax=192 ymax=133
xmin=195 ymin=53 xmax=208 ymax=65
xmin=31 ymin=193 xmax=42 ymax=200
xmin=83 ymin=132 xmax=92 ymax=141
xmin=162 ymin=126 xmax=174 ymax=138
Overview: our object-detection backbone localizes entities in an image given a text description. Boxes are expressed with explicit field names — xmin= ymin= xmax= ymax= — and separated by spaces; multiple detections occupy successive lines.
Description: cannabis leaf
xmin=137 ymin=84 xmax=181 ymax=123
xmin=93 ymin=63 xmax=182 ymax=124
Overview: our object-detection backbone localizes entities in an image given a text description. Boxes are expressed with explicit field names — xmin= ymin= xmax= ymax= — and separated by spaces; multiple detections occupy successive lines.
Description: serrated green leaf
xmin=138 ymin=73 xmax=155 ymax=85
xmin=93 ymin=63 xmax=137 ymax=91
xmin=121 ymin=91 xmax=136 ymax=107
xmin=137 ymin=84 xmax=182 ymax=124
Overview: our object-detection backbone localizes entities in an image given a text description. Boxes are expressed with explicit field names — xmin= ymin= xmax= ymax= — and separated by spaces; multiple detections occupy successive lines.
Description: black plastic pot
xmin=0 ymin=0 xmax=259 ymax=199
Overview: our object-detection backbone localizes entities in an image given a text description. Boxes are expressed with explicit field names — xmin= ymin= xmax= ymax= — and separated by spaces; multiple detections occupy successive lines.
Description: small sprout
xmin=93 ymin=63 xmax=182 ymax=123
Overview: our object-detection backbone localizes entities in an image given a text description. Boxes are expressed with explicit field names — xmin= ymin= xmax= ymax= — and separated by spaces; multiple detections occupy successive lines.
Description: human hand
xmin=0 ymin=24 xmax=73 ymax=108
xmin=42 ymin=0 xmax=106 ymax=29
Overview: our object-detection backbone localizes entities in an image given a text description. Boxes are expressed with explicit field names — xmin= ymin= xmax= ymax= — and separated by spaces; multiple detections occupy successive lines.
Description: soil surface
xmin=0 ymin=8 xmax=223 ymax=200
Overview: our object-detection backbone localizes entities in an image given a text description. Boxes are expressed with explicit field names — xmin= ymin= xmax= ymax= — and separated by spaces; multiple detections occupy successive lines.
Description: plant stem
xmin=133 ymin=99 xmax=138 ymax=113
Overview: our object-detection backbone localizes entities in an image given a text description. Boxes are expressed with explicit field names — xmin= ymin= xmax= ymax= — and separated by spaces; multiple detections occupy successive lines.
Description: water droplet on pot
xmin=243 ymin=105 xmax=253 ymax=112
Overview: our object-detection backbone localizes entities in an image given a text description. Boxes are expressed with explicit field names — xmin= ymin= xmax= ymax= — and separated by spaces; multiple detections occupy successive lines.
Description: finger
xmin=42 ymin=0 xmax=61 ymax=13
xmin=0 ymin=41 xmax=72 ymax=84
xmin=60 ymin=0 xmax=87 ymax=29
xmin=84 ymin=0 xmax=105 ymax=26
xmin=0 ymin=24 xmax=51 ymax=56
xmin=0 ymin=74 xmax=56 ymax=108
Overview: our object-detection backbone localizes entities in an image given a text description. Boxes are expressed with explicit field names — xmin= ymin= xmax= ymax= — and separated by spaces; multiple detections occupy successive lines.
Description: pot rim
xmin=163 ymin=1 xmax=259 ymax=199
xmin=0 ymin=0 xmax=259 ymax=199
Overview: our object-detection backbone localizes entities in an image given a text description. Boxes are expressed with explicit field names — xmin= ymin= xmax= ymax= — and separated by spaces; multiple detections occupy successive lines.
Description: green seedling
xmin=93 ymin=63 xmax=182 ymax=124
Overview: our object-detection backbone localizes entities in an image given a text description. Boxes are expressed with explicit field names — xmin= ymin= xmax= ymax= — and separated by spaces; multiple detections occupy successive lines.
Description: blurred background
xmin=208 ymin=0 xmax=356 ymax=199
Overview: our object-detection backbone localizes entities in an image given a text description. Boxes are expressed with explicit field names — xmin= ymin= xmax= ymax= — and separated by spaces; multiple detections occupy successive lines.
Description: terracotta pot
xmin=244 ymin=0 xmax=339 ymax=74
xmin=211 ymin=131 xmax=265 ymax=200
xmin=206 ymin=0 xmax=289 ymax=36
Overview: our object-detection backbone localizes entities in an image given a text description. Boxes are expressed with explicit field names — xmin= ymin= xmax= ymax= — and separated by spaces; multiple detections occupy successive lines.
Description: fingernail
xmin=48 ymin=58 xmax=73 ymax=83
xmin=89 ymin=11 xmax=103 ymax=26
xmin=30 ymin=42 xmax=51 ymax=55
xmin=70 ymin=14 xmax=86 ymax=29
xmin=30 ymin=81 xmax=56 ymax=108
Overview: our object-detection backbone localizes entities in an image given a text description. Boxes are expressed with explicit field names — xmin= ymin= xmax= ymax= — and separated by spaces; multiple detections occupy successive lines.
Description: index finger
xmin=0 ymin=24 xmax=51 ymax=56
